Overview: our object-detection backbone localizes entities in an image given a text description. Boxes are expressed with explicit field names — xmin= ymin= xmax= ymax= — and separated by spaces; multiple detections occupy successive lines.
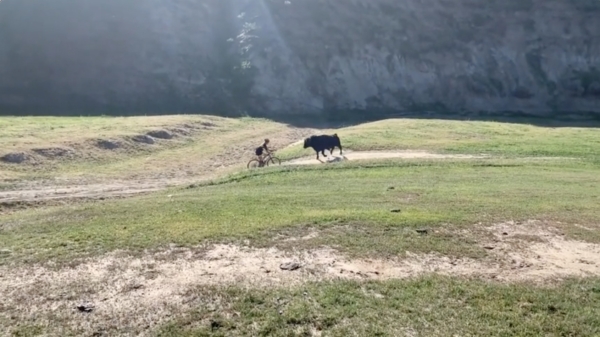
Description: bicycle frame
xmin=259 ymin=153 xmax=273 ymax=166
xmin=248 ymin=150 xmax=280 ymax=169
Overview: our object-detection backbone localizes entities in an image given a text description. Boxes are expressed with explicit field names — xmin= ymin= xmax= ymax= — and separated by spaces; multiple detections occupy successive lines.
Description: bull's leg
xmin=315 ymin=150 xmax=324 ymax=163
xmin=321 ymin=149 xmax=327 ymax=158
xmin=339 ymin=144 xmax=343 ymax=155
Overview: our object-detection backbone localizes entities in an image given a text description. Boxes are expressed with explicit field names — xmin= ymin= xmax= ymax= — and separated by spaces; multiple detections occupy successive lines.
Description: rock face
xmin=0 ymin=0 xmax=599 ymax=118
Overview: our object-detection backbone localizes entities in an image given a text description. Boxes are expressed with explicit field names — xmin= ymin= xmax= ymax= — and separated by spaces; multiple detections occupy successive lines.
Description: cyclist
xmin=255 ymin=138 xmax=271 ymax=166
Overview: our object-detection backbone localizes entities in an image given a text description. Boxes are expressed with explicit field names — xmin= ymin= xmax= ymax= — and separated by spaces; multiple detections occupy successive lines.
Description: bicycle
xmin=247 ymin=151 xmax=281 ymax=169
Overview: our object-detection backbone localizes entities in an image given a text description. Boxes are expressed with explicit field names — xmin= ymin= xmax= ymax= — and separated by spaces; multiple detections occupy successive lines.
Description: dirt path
xmin=0 ymin=179 xmax=191 ymax=203
xmin=284 ymin=150 xmax=489 ymax=166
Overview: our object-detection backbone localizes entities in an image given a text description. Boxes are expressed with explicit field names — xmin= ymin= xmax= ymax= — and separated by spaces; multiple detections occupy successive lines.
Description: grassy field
xmin=2 ymin=159 xmax=600 ymax=266
xmin=278 ymin=119 xmax=600 ymax=161
xmin=1 ymin=116 xmax=600 ymax=336
xmin=158 ymin=277 xmax=600 ymax=336
xmin=0 ymin=115 xmax=310 ymax=182
xmin=0 ymin=116 xmax=220 ymax=148
xmin=2 ymin=116 xmax=599 ymax=182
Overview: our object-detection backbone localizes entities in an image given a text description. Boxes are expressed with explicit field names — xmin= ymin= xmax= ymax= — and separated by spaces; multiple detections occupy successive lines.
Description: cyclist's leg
xmin=258 ymin=154 xmax=264 ymax=166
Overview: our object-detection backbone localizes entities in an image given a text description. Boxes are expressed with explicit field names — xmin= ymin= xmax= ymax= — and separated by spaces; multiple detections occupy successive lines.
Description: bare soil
xmin=284 ymin=150 xmax=489 ymax=166
xmin=284 ymin=150 xmax=574 ymax=166
xmin=1 ymin=220 xmax=598 ymax=336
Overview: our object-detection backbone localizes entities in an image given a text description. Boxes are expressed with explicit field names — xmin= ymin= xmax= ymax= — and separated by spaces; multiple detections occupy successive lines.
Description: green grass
xmin=0 ymin=115 xmax=230 ymax=149
xmin=3 ymin=117 xmax=599 ymax=181
xmin=278 ymin=119 xmax=600 ymax=161
xmin=158 ymin=276 xmax=600 ymax=336
xmin=0 ymin=115 xmax=295 ymax=181
xmin=2 ymin=159 xmax=599 ymax=265
xmin=31 ymin=117 xmax=284 ymax=179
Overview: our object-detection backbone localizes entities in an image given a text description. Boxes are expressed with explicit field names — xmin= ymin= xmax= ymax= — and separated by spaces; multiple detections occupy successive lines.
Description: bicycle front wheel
xmin=247 ymin=159 xmax=261 ymax=169
xmin=266 ymin=156 xmax=281 ymax=166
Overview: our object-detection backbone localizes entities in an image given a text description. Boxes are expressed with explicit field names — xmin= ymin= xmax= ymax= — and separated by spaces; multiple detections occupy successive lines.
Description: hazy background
xmin=0 ymin=0 xmax=599 ymax=124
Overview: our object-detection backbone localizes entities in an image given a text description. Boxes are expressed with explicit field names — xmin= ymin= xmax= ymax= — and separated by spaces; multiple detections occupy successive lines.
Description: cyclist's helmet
xmin=264 ymin=138 xmax=270 ymax=143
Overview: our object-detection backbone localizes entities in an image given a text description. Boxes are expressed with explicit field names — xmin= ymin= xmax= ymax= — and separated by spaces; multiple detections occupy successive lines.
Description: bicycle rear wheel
xmin=266 ymin=156 xmax=281 ymax=166
xmin=247 ymin=159 xmax=261 ymax=169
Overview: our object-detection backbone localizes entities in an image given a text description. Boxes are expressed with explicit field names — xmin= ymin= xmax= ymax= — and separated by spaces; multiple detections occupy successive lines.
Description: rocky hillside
xmin=0 ymin=0 xmax=599 ymax=117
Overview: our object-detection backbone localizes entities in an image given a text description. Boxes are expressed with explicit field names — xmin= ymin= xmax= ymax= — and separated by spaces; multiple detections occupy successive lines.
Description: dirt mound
xmin=285 ymin=150 xmax=489 ymax=165
xmin=32 ymin=147 xmax=75 ymax=159
xmin=147 ymin=130 xmax=173 ymax=139
xmin=0 ymin=152 xmax=30 ymax=164
xmin=169 ymin=127 xmax=191 ymax=136
xmin=96 ymin=139 xmax=121 ymax=150
xmin=131 ymin=135 xmax=155 ymax=144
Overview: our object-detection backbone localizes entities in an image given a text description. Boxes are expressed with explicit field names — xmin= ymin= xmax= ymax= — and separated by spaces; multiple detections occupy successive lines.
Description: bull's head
xmin=303 ymin=138 xmax=311 ymax=148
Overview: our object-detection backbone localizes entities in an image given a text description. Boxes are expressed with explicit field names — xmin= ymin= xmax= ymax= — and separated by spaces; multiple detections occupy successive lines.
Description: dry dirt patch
xmin=284 ymin=150 xmax=489 ymax=166
xmin=480 ymin=220 xmax=600 ymax=281
xmin=284 ymin=150 xmax=574 ymax=166
xmin=1 ymin=220 xmax=598 ymax=335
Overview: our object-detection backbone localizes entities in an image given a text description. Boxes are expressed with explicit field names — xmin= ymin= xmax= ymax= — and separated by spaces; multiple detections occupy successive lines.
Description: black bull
xmin=303 ymin=134 xmax=343 ymax=161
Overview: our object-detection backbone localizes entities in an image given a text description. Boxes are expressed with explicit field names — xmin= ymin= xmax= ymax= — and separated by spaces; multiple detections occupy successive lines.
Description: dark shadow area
xmin=3 ymin=106 xmax=600 ymax=130
xmin=261 ymin=109 xmax=600 ymax=129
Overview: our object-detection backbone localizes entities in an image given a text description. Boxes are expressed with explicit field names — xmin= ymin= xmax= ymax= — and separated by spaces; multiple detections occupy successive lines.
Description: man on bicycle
xmin=255 ymin=138 xmax=271 ymax=166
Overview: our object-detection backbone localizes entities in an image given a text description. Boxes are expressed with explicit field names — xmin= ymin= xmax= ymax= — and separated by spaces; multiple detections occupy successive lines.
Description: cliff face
xmin=0 ymin=0 xmax=599 ymax=117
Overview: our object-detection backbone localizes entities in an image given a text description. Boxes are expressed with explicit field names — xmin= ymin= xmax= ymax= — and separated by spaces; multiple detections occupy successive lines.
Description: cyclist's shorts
xmin=255 ymin=147 xmax=263 ymax=156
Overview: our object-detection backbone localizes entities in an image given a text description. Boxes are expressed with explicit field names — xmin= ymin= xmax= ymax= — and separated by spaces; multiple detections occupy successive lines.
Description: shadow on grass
xmin=4 ymin=107 xmax=600 ymax=130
